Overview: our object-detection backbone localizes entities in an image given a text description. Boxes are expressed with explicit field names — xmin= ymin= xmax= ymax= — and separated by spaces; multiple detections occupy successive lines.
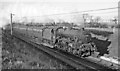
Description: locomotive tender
xmin=13 ymin=24 xmax=97 ymax=57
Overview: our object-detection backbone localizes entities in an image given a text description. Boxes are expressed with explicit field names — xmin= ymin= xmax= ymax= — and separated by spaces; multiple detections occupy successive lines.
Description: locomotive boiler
xmin=13 ymin=24 xmax=97 ymax=57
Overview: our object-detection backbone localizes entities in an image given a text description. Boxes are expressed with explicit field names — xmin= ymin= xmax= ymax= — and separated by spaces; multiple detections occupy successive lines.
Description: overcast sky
xmin=0 ymin=0 xmax=119 ymax=27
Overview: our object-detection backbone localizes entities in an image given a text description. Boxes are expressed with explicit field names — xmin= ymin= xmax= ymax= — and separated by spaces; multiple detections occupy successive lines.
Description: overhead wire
xmin=13 ymin=7 xmax=118 ymax=18
xmin=35 ymin=7 xmax=118 ymax=17
xmin=12 ymin=6 xmax=118 ymax=23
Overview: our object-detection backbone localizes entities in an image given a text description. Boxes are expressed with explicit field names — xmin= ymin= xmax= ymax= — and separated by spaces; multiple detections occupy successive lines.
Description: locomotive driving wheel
xmin=79 ymin=43 xmax=94 ymax=57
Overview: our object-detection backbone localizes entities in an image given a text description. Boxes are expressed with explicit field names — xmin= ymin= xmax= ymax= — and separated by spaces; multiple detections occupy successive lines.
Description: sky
xmin=0 ymin=0 xmax=119 ymax=27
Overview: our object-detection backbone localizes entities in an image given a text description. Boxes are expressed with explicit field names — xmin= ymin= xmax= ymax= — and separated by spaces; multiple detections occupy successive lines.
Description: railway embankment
xmin=2 ymin=30 xmax=70 ymax=69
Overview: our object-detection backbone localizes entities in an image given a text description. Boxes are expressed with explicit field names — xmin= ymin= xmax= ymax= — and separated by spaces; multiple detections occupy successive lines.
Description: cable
xmin=88 ymin=11 xmax=118 ymax=15
xmin=78 ymin=7 xmax=118 ymax=13
xmin=36 ymin=7 xmax=118 ymax=16
xmin=12 ymin=7 xmax=118 ymax=18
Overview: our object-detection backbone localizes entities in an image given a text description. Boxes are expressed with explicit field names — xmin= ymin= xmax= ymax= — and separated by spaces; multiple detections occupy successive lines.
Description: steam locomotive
xmin=12 ymin=24 xmax=97 ymax=57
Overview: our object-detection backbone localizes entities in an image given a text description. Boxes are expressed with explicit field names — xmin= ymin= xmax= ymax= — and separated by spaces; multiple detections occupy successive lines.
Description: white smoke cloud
xmin=0 ymin=0 xmax=118 ymax=27
xmin=3 ymin=2 xmax=84 ymax=25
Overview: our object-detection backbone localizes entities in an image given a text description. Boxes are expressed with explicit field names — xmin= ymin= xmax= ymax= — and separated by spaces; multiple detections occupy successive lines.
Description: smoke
xmin=0 ymin=12 xmax=10 ymax=27
xmin=0 ymin=2 xmax=85 ymax=27
xmin=0 ymin=2 xmax=13 ymax=27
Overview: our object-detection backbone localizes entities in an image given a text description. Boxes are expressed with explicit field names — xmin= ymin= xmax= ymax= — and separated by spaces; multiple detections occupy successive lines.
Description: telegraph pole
xmin=83 ymin=13 xmax=88 ymax=27
xmin=90 ymin=16 xmax=93 ymax=23
xmin=10 ymin=13 xmax=14 ymax=35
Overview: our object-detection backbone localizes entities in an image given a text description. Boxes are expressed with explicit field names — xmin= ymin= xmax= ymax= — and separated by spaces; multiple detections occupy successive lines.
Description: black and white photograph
xmin=0 ymin=0 xmax=119 ymax=71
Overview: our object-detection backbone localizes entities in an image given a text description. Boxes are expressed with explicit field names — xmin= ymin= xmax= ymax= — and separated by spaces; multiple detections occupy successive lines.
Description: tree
xmin=94 ymin=16 xmax=101 ymax=24
xmin=112 ymin=16 xmax=118 ymax=24
xmin=90 ymin=16 xmax=93 ymax=23
xmin=82 ymin=13 xmax=89 ymax=24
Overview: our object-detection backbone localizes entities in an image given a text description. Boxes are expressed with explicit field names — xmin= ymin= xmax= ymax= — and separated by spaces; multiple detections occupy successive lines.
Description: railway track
xmin=2 ymin=30 xmax=117 ymax=71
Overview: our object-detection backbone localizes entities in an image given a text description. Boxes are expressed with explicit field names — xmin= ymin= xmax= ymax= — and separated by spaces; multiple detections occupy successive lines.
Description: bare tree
xmin=112 ymin=16 xmax=118 ymax=24
xmin=82 ymin=13 xmax=89 ymax=24
xmin=89 ymin=16 xmax=93 ymax=23
xmin=94 ymin=16 xmax=101 ymax=24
